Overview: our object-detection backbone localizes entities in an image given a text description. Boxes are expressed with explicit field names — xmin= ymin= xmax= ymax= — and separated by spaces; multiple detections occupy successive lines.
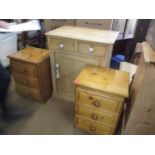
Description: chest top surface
xmin=8 ymin=47 xmax=49 ymax=64
xmin=74 ymin=65 xmax=129 ymax=97
xmin=45 ymin=26 xmax=119 ymax=44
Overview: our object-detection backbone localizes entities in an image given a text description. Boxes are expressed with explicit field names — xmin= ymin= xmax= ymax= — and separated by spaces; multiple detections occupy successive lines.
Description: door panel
xmin=55 ymin=52 xmax=100 ymax=98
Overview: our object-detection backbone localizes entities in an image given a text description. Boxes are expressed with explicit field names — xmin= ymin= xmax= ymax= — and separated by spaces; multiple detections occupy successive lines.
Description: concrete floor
xmin=0 ymin=78 xmax=87 ymax=135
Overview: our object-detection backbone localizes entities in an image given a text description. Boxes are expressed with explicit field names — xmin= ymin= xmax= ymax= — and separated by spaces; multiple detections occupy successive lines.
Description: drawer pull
xmin=25 ymin=91 xmax=32 ymax=97
xmin=92 ymin=100 xmax=100 ymax=108
xmin=89 ymin=96 xmax=93 ymax=100
xmin=59 ymin=43 xmax=64 ymax=49
xmin=91 ymin=114 xmax=98 ymax=120
xmin=23 ymin=80 xmax=27 ymax=85
xmin=90 ymin=126 xmax=96 ymax=132
xmin=20 ymin=68 xmax=25 ymax=73
xmin=88 ymin=47 xmax=94 ymax=53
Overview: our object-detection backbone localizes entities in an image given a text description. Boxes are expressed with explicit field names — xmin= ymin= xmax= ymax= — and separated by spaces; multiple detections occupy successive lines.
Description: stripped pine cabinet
xmin=46 ymin=26 xmax=118 ymax=102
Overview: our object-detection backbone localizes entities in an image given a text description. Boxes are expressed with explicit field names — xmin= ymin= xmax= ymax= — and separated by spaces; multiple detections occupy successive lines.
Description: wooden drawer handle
xmin=23 ymin=80 xmax=27 ymax=85
xmin=25 ymin=91 xmax=32 ymax=97
xmin=90 ymin=126 xmax=96 ymax=132
xmin=20 ymin=68 xmax=25 ymax=73
xmin=92 ymin=100 xmax=100 ymax=108
xmin=91 ymin=114 xmax=98 ymax=120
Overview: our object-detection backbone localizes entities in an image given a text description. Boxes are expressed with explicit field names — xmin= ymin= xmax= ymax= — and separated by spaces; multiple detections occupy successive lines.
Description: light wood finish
xmin=46 ymin=26 xmax=118 ymax=102
xmin=8 ymin=47 xmax=52 ymax=103
xmin=78 ymin=42 xmax=107 ymax=57
xmin=75 ymin=105 xmax=117 ymax=126
xmin=44 ymin=19 xmax=75 ymax=32
xmin=49 ymin=38 xmax=76 ymax=52
xmin=124 ymin=42 xmax=155 ymax=134
xmin=45 ymin=26 xmax=119 ymax=44
xmin=74 ymin=65 xmax=129 ymax=97
xmin=77 ymin=88 xmax=123 ymax=113
xmin=74 ymin=65 xmax=129 ymax=134
xmin=75 ymin=116 xmax=113 ymax=134
xmin=75 ymin=19 xmax=113 ymax=30
xmin=142 ymin=42 xmax=155 ymax=63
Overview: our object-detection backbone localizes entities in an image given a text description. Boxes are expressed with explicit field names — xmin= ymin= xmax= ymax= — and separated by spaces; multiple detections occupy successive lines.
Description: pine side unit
xmin=45 ymin=26 xmax=119 ymax=102
xmin=8 ymin=47 xmax=52 ymax=103
xmin=74 ymin=65 xmax=129 ymax=134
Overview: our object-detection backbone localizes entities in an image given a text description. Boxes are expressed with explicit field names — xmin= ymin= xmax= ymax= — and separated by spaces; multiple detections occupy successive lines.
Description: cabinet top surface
xmin=45 ymin=26 xmax=119 ymax=44
xmin=8 ymin=47 xmax=49 ymax=64
xmin=74 ymin=65 xmax=129 ymax=97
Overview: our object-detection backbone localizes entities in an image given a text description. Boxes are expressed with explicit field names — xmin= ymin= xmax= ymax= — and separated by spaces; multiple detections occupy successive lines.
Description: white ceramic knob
xmin=59 ymin=43 xmax=64 ymax=49
xmin=88 ymin=47 xmax=94 ymax=53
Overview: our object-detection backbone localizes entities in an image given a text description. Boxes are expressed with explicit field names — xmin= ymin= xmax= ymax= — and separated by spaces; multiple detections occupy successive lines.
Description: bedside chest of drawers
xmin=45 ymin=26 xmax=118 ymax=102
xmin=74 ymin=65 xmax=129 ymax=134
xmin=8 ymin=47 xmax=52 ymax=103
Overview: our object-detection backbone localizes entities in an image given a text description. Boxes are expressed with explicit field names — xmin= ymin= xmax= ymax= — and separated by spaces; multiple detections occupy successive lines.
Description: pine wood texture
xmin=8 ymin=47 xmax=52 ymax=103
xmin=74 ymin=65 xmax=129 ymax=134
xmin=46 ymin=26 xmax=118 ymax=102
xmin=124 ymin=42 xmax=155 ymax=134
xmin=142 ymin=42 xmax=155 ymax=63
xmin=8 ymin=47 xmax=49 ymax=64
xmin=45 ymin=26 xmax=119 ymax=44
xmin=74 ymin=65 xmax=129 ymax=97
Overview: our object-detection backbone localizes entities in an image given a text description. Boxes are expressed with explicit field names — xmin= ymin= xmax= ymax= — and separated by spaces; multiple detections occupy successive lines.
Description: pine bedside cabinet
xmin=8 ymin=47 xmax=52 ymax=103
xmin=74 ymin=65 xmax=129 ymax=134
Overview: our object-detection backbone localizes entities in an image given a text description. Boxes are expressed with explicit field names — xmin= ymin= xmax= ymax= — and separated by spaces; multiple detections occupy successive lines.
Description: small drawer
xmin=75 ymin=116 xmax=113 ymax=134
xmin=77 ymin=90 xmax=123 ymax=113
xmin=75 ymin=105 xmax=117 ymax=126
xmin=49 ymin=38 xmax=75 ymax=52
xmin=78 ymin=42 xmax=107 ymax=57
xmin=14 ymin=74 xmax=40 ymax=89
xmin=11 ymin=61 xmax=38 ymax=78
xmin=16 ymin=84 xmax=42 ymax=101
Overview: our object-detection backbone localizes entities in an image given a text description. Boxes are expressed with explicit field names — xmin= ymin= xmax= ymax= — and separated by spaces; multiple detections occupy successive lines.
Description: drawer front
xmin=14 ymin=74 xmax=40 ymax=89
xmin=77 ymin=90 xmax=123 ymax=113
xmin=16 ymin=84 xmax=42 ymax=101
xmin=49 ymin=38 xmax=75 ymax=52
xmin=78 ymin=42 xmax=107 ymax=57
xmin=11 ymin=61 xmax=38 ymax=78
xmin=75 ymin=105 xmax=117 ymax=126
xmin=75 ymin=116 xmax=113 ymax=134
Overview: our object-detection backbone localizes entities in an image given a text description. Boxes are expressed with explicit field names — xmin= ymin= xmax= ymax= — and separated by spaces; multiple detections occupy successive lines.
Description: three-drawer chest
xmin=74 ymin=65 xmax=129 ymax=134
xmin=45 ymin=26 xmax=119 ymax=102
xmin=8 ymin=47 xmax=52 ymax=103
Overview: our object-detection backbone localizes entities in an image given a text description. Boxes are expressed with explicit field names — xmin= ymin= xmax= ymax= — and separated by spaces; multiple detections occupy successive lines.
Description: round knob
xmin=59 ymin=43 xmax=64 ymax=49
xmin=23 ymin=80 xmax=27 ymax=85
xmin=91 ymin=114 xmax=98 ymax=120
xmin=20 ymin=68 xmax=25 ymax=73
xmin=88 ymin=47 xmax=94 ymax=53
xmin=25 ymin=91 xmax=31 ymax=97
xmin=90 ymin=126 xmax=96 ymax=132
xmin=92 ymin=100 xmax=100 ymax=108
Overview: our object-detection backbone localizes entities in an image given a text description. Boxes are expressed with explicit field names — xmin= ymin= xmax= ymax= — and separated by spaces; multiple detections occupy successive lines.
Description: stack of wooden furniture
xmin=74 ymin=65 xmax=129 ymax=134
xmin=8 ymin=47 xmax=52 ymax=103
xmin=124 ymin=42 xmax=155 ymax=134
xmin=45 ymin=26 xmax=118 ymax=102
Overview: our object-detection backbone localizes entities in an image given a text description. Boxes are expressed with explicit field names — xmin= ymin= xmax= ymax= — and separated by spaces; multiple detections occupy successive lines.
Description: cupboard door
xmin=55 ymin=52 xmax=100 ymax=99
